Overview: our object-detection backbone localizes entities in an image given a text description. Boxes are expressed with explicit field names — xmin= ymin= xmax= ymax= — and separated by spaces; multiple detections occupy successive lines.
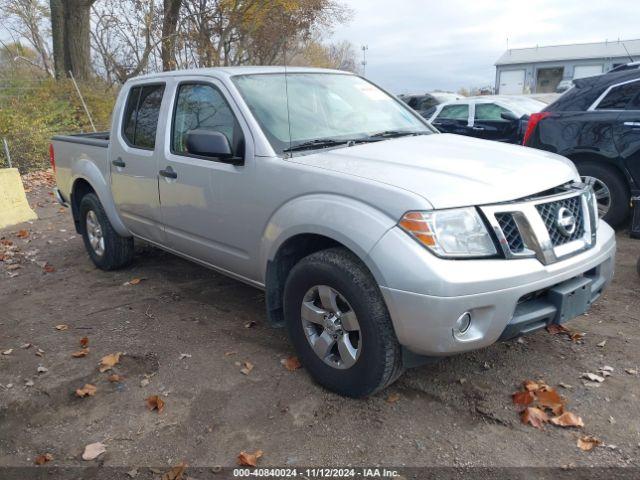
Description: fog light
xmin=454 ymin=312 xmax=471 ymax=335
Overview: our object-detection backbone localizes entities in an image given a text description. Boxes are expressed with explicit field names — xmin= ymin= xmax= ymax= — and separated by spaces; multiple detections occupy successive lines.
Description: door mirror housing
xmin=500 ymin=111 xmax=520 ymax=122
xmin=185 ymin=130 xmax=241 ymax=164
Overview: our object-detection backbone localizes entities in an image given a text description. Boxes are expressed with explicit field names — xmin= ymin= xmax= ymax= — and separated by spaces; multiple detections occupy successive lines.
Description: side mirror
xmin=500 ymin=111 xmax=519 ymax=122
xmin=185 ymin=129 xmax=235 ymax=161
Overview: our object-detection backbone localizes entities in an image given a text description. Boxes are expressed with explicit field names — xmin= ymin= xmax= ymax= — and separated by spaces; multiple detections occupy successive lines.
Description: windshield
xmin=232 ymin=73 xmax=432 ymax=154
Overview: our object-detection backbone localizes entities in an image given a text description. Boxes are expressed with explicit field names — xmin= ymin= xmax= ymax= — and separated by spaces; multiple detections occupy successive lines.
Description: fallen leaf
xmin=224 ymin=351 xmax=237 ymax=356
xmin=35 ymin=348 xmax=44 ymax=357
xmin=179 ymin=353 xmax=191 ymax=360
xmin=244 ymin=320 xmax=257 ymax=328
xmin=75 ymin=384 xmax=97 ymax=397
xmin=161 ymin=461 xmax=187 ymax=480
xmin=2 ymin=349 xmax=13 ymax=355
xmin=237 ymin=450 xmax=263 ymax=467
xmin=281 ymin=356 xmax=301 ymax=372
xmin=577 ymin=435 xmax=602 ymax=452
xmin=125 ymin=277 xmax=143 ymax=286
xmin=523 ymin=380 xmax=543 ymax=391
xmin=34 ymin=453 xmax=53 ymax=465
xmin=569 ymin=331 xmax=584 ymax=342
xmin=16 ymin=230 xmax=29 ymax=239
xmin=600 ymin=365 xmax=614 ymax=372
xmin=71 ymin=348 xmax=90 ymax=358
xmin=99 ymin=352 xmax=121 ymax=372
xmin=21 ymin=343 xmax=32 ymax=349
xmin=521 ymin=407 xmax=549 ymax=429
xmin=547 ymin=324 xmax=570 ymax=335
xmin=37 ymin=366 xmax=48 ymax=373
xmin=625 ymin=368 xmax=638 ymax=375
xmin=42 ymin=263 xmax=55 ymax=273
xmin=240 ymin=361 xmax=254 ymax=375
xmin=512 ymin=390 xmax=535 ymax=406
xmin=536 ymin=386 xmax=565 ymax=415
xmin=597 ymin=340 xmax=607 ymax=348
xmin=558 ymin=383 xmax=573 ymax=389
xmin=145 ymin=395 xmax=165 ymax=413
xmin=386 ymin=392 xmax=401 ymax=404
xmin=550 ymin=411 xmax=584 ymax=428
xmin=82 ymin=442 xmax=106 ymax=461
xmin=55 ymin=324 xmax=68 ymax=331
xmin=582 ymin=372 xmax=605 ymax=383
xmin=80 ymin=337 xmax=89 ymax=348
xmin=140 ymin=378 xmax=150 ymax=387
xmin=108 ymin=374 xmax=123 ymax=383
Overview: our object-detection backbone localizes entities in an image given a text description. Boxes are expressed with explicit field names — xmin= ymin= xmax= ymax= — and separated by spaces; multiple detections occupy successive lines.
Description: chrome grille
xmin=535 ymin=196 xmax=584 ymax=246
xmin=496 ymin=213 xmax=524 ymax=253
xmin=480 ymin=184 xmax=596 ymax=265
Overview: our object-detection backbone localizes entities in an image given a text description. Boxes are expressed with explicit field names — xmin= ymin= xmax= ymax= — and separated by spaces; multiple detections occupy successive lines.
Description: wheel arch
xmin=69 ymin=165 xmax=129 ymax=237
xmin=567 ymin=152 xmax=633 ymax=189
xmin=261 ymin=195 xmax=397 ymax=326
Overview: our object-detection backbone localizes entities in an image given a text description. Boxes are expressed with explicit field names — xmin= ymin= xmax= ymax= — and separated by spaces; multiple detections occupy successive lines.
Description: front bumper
xmin=370 ymin=221 xmax=616 ymax=356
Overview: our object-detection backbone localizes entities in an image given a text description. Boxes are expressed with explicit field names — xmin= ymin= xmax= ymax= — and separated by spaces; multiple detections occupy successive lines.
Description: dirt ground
xmin=1 ymin=172 xmax=640 ymax=471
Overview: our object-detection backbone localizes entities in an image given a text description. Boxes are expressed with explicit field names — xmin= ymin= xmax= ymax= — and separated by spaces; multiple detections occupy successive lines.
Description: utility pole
xmin=361 ymin=45 xmax=369 ymax=77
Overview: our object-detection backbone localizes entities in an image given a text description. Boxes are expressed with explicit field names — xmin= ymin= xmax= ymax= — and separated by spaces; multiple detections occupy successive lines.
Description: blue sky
xmin=332 ymin=0 xmax=640 ymax=94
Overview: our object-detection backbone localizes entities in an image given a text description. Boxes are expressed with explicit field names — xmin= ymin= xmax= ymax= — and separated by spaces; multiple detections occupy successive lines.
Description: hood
xmin=288 ymin=134 xmax=578 ymax=209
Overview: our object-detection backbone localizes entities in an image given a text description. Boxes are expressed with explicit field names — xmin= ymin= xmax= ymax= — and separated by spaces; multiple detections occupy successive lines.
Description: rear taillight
xmin=49 ymin=143 xmax=55 ymax=171
xmin=522 ymin=112 xmax=551 ymax=145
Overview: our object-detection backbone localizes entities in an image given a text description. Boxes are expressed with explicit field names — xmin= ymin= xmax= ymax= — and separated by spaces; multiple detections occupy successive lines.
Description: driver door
xmin=158 ymin=78 xmax=257 ymax=280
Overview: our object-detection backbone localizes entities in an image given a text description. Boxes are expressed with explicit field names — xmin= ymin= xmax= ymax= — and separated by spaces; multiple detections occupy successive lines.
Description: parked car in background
xmin=523 ymin=69 xmax=640 ymax=228
xmin=556 ymin=79 xmax=574 ymax=93
xmin=426 ymin=96 xmax=546 ymax=144
xmin=608 ymin=61 xmax=640 ymax=74
xmin=399 ymin=92 xmax=462 ymax=117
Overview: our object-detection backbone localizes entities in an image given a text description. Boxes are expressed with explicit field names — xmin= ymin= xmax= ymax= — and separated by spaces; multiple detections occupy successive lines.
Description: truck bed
xmin=51 ymin=131 xmax=110 ymax=148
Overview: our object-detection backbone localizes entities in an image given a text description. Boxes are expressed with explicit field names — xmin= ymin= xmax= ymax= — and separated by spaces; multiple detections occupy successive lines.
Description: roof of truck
xmin=131 ymin=66 xmax=351 ymax=82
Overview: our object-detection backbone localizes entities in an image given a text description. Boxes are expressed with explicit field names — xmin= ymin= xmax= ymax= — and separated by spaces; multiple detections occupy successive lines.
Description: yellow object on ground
xmin=0 ymin=168 xmax=38 ymax=229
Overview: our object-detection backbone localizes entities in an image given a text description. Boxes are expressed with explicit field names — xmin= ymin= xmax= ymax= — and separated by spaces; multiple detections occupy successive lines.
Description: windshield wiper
xmin=367 ymin=130 xmax=429 ymax=139
xmin=283 ymin=138 xmax=349 ymax=153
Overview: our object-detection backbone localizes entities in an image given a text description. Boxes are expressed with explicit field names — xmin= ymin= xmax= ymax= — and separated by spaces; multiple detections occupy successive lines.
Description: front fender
xmin=259 ymin=194 xmax=397 ymax=285
xmin=71 ymin=159 xmax=130 ymax=237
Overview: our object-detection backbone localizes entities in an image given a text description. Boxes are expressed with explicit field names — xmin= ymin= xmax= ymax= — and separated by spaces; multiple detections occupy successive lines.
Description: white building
xmin=495 ymin=39 xmax=640 ymax=94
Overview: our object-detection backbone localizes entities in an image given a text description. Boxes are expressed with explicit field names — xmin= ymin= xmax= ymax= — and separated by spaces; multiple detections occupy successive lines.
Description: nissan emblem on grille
xmin=556 ymin=206 xmax=577 ymax=237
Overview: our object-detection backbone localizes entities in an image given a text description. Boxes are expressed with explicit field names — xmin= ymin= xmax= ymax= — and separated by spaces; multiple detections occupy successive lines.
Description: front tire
xmin=283 ymin=247 xmax=403 ymax=397
xmin=79 ymin=193 xmax=134 ymax=270
xmin=578 ymin=163 xmax=629 ymax=228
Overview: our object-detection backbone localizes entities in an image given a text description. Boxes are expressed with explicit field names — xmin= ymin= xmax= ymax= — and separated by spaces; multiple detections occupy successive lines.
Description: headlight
xmin=399 ymin=208 xmax=497 ymax=258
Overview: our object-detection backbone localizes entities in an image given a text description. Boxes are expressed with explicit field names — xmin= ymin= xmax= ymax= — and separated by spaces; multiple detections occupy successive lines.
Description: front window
xmin=232 ymin=73 xmax=432 ymax=154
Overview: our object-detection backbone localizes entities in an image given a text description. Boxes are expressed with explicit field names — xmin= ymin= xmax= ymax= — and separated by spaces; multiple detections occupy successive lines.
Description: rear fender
xmin=71 ymin=159 xmax=130 ymax=237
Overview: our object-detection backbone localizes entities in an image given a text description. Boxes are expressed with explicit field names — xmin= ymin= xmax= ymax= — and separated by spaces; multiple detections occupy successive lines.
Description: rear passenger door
xmin=430 ymin=104 xmax=470 ymax=135
xmin=471 ymin=103 xmax=518 ymax=142
xmin=110 ymin=83 xmax=167 ymax=244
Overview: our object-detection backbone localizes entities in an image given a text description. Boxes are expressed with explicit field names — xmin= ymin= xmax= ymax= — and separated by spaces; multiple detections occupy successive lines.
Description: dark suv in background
xmin=524 ymin=69 xmax=640 ymax=228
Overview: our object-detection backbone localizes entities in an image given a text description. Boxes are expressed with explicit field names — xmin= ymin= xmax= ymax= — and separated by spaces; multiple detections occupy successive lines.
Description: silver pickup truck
xmin=51 ymin=67 xmax=616 ymax=397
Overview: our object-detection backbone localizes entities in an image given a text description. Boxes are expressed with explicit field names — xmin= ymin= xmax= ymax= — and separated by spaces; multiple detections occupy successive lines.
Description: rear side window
xmin=437 ymin=104 xmax=469 ymax=121
xmin=596 ymin=81 xmax=640 ymax=110
xmin=121 ymin=84 xmax=165 ymax=149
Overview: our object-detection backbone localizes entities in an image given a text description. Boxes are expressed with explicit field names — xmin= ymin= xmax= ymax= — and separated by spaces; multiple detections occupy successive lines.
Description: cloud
xmin=332 ymin=0 xmax=640 ymax=93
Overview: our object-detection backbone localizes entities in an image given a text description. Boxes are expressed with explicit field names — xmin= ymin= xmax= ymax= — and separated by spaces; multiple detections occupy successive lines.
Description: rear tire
xmin=577 ymin=162 xmax=629 ymax=228
xmin=79 ymin=193 xmax=134 ymax=270
xmin=283 ymin=247 xmax=403 ymax=397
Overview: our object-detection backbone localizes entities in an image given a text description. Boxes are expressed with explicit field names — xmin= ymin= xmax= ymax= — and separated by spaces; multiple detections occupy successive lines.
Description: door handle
xmin=471 ymin=126 xmax=485 ymax=131
xmin=159 ymin=166 xmax=177 ymax=179
xmin=112 ymin=158 xmax=126 ymax=168
xmin=623 ymin=121 xmax=640 ymax=127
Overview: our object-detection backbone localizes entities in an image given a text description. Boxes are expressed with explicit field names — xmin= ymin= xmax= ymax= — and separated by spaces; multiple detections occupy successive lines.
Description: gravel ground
xmin=1 ymin=173 xmax=639 ymax=472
